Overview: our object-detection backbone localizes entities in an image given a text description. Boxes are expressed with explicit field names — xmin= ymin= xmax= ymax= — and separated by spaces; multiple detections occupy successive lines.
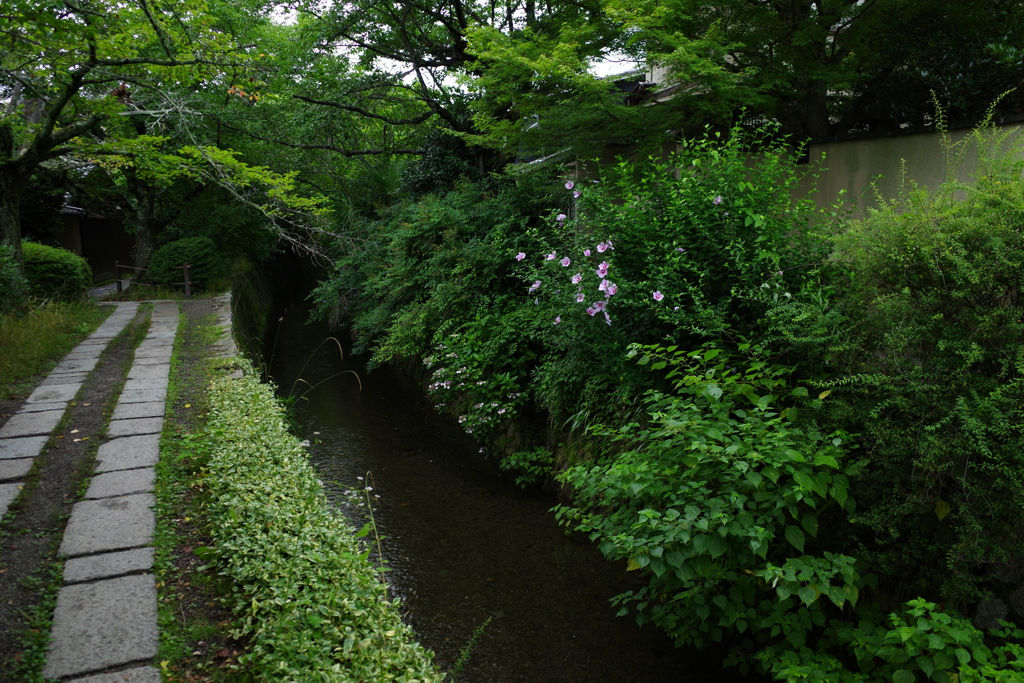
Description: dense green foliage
xmin=311 ymin=124 xmax=1024 ymax=680
xmin=21 ymin=242 xmax=91 ymax=302
xmin=0 ymin=244 xmax=27 ymax=314
xmin=148 ymin=236 xmax=226 ymax=291
xmin=202 ymin=363 xmax=442 ymax=681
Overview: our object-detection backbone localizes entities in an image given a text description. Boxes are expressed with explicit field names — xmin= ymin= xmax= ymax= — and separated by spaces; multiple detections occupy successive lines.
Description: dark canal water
xmin=266 ymin=300 xmax=755 ymax=683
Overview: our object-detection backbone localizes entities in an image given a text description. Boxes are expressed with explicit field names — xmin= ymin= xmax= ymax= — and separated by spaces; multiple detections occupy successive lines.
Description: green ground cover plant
xmin=0 ymin=301 xmax=109 ymax=399
xmin=201 ymin=361 xmax=442 ymax=682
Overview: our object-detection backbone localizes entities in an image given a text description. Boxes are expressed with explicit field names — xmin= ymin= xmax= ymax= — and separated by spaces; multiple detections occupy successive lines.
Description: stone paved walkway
xmin=24 ymin=300 xmax=177 ymax=682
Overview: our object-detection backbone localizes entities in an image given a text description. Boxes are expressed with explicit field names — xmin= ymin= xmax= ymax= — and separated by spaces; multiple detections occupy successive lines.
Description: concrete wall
xmin=797 ymin=122 xmax=1024 ymax=217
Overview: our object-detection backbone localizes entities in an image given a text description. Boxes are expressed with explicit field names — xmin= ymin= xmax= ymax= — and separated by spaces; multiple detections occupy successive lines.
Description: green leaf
xmin=785 ymin=525 xmax=805 ymax=552
xmin=354 ymin=522 xmax=372 ymax=538
xmin=801 ymin=514 xmax=819 ymax=538
xmin=934 ymin=499 xmax=951 ymax=522
xmin=954 ymin=648 xmax=971 ymax=665
xmin=797 ymin=585 xmax=818 ymax=606
xmin=790 ymin=386 xmax=809 ymax=397
xmin=893 ymin=669 xmax=916 ymax=683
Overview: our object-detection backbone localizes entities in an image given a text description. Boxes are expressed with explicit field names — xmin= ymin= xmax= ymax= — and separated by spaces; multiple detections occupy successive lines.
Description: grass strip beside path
xmin=0 ymin=301 xmax=110 ymax=400
xmin=201 ymin=360 xmax=442 ymax=682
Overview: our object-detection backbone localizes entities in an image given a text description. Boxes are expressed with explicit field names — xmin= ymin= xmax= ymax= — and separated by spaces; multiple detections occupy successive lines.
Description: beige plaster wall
xmin=797 ymin=123 xmax=1024 ymax=218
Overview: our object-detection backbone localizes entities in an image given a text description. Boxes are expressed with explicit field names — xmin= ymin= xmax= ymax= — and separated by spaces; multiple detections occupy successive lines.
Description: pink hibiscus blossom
xmin=565 ymin=181 xmax=575 ymax=190
xmin=571 ymin=273 xmax=583 ymax=284
xmin=583 ymin=248 xmax=591 ymax=256
xmin=560 ymin=257 xmax=571 ymax=267
xmin=545 ymin=252 xmax=557 ymax=260
xmin=515 ymin=252 xmax=526 ymax=261
xmin=653 ymin=290 xmax=664 ymax=301
xmin=529 ymin=280 xmax=542 ymax=293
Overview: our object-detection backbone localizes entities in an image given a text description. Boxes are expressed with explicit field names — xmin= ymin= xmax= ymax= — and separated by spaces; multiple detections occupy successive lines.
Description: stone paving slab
xmin=0 ymin=408 xmax=64 ymax=438
xmin=51 ymin=357 xmax=100 ymax=374
xmin=64 ymin=548 xmax=154 ymax=585
xmin=95 ymin=435 xmax=160 ymax=472
xmin=106 ymin=418 xmax=164 ymax=438
xmin=117 ymin=388 xmax=167 ymax=404
xmin=127 ymin=364 xmax=169 ymax=380
xmin=18 ymin=400 xmax=69 ymax=414
xmin=122 ymin=378 xmax=168 ymax=393
xmin=134 ymin=347 xmax=172 ymax=359
xmin=68 ymin=665 xmax=161 ymax=683
xmin=0 ymin=436 xmax=48 ymax=460
xmin=58 ymin=493 xmax=156 ymax=557
xmin=64 ymin=348 xmax=104 ymax=360
xmin=112 ymin=402 xmax=165 ymax=420
xmin=136 ymin=337 xmax=174 ymax=347
xmin=41 ymin=371 xmax=89 ymax=386
xmin=85 ymin=468 xmax=155 ymax=500
xmin=43 ymin=574 xmax=158 ymax=680
xmin=27 ymin=382 xmax=80 ymax=403
xmin=131 ymin=356 xmax=171 ymax=367
xmin=0 ymin=482 xmax=23 ymax=517
xmin=75 ymin=338 xmax=111 ymax=347
xmin=0 ymin=458 xmax=33 ymax=481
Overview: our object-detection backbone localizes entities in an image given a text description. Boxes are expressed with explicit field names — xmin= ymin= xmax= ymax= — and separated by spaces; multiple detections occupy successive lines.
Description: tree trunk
xmin=0 ymin=168 xmax=27 ymax=272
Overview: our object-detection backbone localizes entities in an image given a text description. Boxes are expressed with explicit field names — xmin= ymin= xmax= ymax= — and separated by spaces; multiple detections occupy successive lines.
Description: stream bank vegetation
xmin=197 ymin=360 xmax=442 ymax=682
xmin=310 ymin=121 xmax=1024 ymax=680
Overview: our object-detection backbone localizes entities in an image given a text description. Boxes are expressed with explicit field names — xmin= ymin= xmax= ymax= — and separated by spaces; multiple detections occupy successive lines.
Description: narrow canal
xmin=266 ymin=298 xmax=755 ymax=683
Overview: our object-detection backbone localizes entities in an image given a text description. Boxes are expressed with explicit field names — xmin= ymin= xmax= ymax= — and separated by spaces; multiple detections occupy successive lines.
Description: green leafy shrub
xmin=826 ymin=127 xmax=1024 ymax=607
xmin=22 ymin=241 xmax=91 ymax=302
xmin=148 ymin=236 xmax=225 ymax=290
xmin=203 ymin=362 xmax=441 ymax=681
xmin=0 ymin=244 xmax=28 ymax=313
xmin=556 ymin=342 xmax=862 ymax=652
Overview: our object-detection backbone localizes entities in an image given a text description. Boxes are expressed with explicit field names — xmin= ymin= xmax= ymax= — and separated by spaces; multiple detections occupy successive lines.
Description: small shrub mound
xmin=22 ymin=241 xmax=91 ymax=302
xmin=202 ymin=364 xmax=441 ymax=682
xmin=148 ymin=236 xmax=225 ymax=291
xmin=0 ymin=244 xmax=28 ymax=314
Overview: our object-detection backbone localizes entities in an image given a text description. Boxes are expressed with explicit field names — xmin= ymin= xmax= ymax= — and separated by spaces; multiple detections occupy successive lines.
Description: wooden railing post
xmin=183 ymin=263 xmax=191 ymax=299
xmin=114 ymin=261 xmax=122 ymax=297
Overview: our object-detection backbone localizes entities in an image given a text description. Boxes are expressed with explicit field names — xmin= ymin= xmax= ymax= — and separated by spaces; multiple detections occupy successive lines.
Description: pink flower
xmin=653 ymin=290 xmax=664 ymax=301
xmin=565 ymin=181 xmax=575 ymax=190
xmin=560 ymin=257 xmax=571 ymax=267
xmin=576 ymin=292 xmax=586 ymax=302
xmin=556 ymin=213 xmax=567 ymax=222
xmin=592 ymin=300 xmax=606 ymax=312
xmin=573 ymin=190 xmax=581 ymax=199
xmin=595 ymin=265 xmax=608 ymax=277
xmin=586 ymin=307 xmax=596 ymax=316
xmin=529 ymin=280 xmax=542 ymax=293
xmin=545 ymin=252 xmax=557 ymax=260
xmin=516 ymin=252 xmax=526 ymax=261
xmin=603 ymin=311 xmax=612 ymax=325
xmin=583 ymin=249 xmax=591 ymax=256
xmin=571 ymin=273 xmax=582 ymax=284
xmin=597 ymin=242 xmax=607 ymax=253
xmin=554 ymin=316 xmax=561 ymax=324
xmin=713 ymin=195 xmax=723 ymax=205
xmin=605 ymin=283 xmax=618 ymax=297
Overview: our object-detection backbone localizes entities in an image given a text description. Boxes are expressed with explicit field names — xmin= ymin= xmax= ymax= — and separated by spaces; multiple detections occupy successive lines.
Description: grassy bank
xmin=0 ymin=301 xmax=110 ymax=400
xmin=174 ymin=358 xmax=441 ymax=682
